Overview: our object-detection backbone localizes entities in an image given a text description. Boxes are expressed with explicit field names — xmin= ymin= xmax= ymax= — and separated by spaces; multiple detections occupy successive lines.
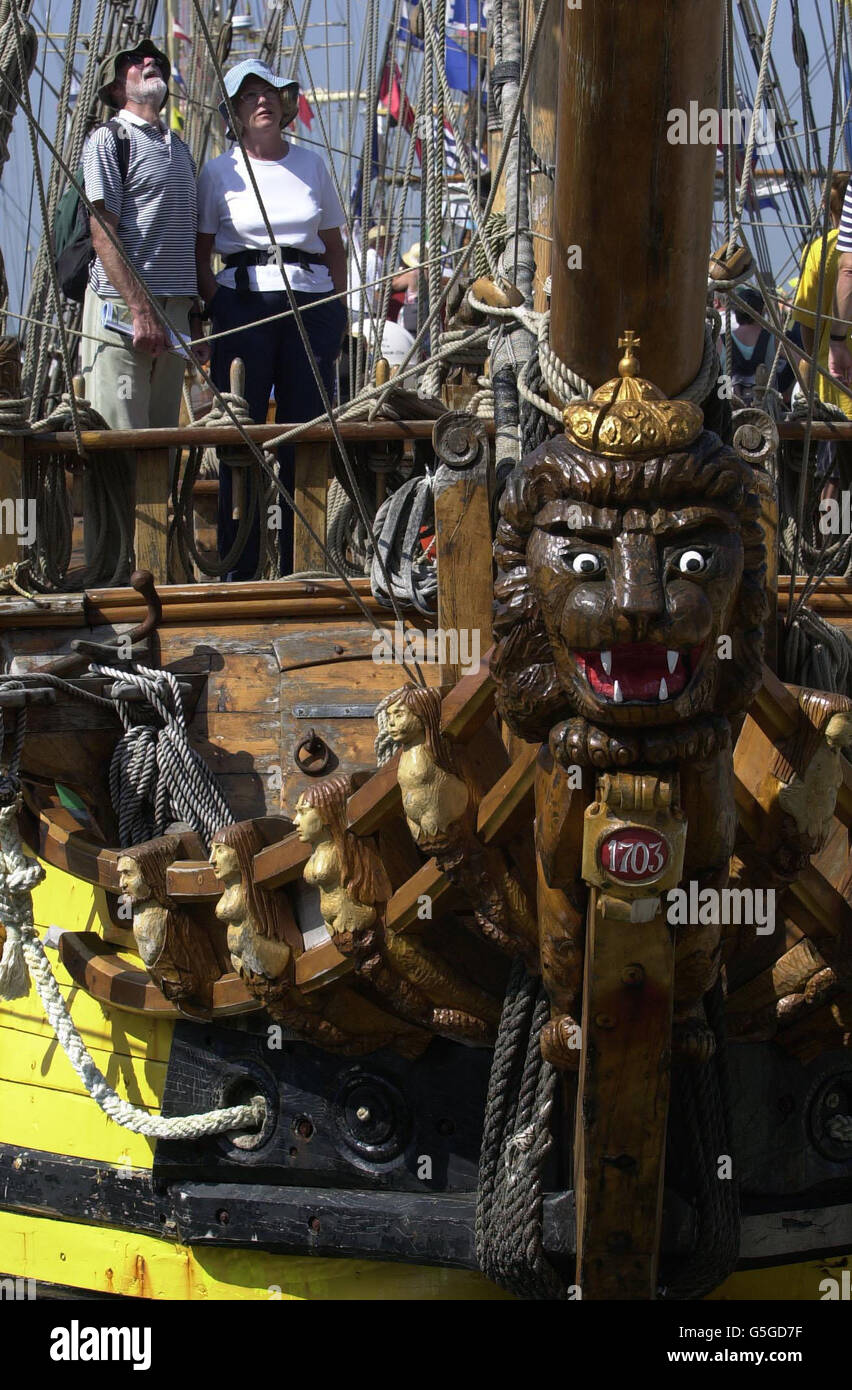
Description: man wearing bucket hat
xmin=196 ymin=59 xmax=347 ymax=579
xmin=80 ymin=38 xmax=204 ymax=441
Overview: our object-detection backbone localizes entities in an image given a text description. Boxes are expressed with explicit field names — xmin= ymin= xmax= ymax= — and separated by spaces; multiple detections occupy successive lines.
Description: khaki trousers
xmin=79 ymin=288 xmax=193 ymax=429
xmin=79 ymin=290 xmax=192 ymax=579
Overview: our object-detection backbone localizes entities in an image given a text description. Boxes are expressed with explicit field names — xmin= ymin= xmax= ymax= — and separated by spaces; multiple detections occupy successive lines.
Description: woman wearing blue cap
xmin=196 ymin=60 xmax=347 ymax=578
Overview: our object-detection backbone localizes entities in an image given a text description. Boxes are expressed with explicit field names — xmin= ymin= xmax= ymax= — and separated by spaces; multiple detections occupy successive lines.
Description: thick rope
xmin=91 ymin=664 xmax=234 ymax=851
xmin=476 ymin=959 xmax=565 ymax=1299
xmin=368 ymin=473 xmax=437 ymax=616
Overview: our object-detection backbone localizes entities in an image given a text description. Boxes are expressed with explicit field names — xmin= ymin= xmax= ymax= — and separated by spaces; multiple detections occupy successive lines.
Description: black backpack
xmin=55 ymin=119 xmax=131 ymax=303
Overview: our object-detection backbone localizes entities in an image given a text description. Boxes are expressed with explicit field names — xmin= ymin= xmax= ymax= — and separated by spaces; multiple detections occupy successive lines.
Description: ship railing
xmin=1 ymin=417 xmax=485 ymax=587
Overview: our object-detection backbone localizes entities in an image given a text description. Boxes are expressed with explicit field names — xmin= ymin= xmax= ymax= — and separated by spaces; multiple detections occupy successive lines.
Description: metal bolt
xmin=333 ymin=644 xmax=344 ymax=655
xmin=595 ymin=1012 xmax=616 ymax=1029
xmin=297 ymin=1118 xmax=314 ymax=1139
xmin=825 ymin=1091 xmax=843 ymax=1111
xmin=356 ymin=1105 xmax=371 ymax=1122
xmin=622 ymin=965 xmax=645 ymax=987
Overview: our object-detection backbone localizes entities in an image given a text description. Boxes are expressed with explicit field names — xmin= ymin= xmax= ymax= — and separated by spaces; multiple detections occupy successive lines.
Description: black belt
xmin=224 ymin=246 xmax=326 ymax=294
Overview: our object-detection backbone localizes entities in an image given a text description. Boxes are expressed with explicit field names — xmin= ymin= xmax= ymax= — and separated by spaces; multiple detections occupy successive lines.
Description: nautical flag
xmin=439 ymin=117 xmax=488 ymax=175
xmin=170 ymin=106 xmax=184 ymax=133
xmin=444 ymin=35 xmax=481 ymax=93
xmin=173 ymin=18 xmax=191 ymax=42
xmin=379 ymin=60 xmax=416 ymax=133
xmin=172 ymin=65 xmax=187 ymax=94
xmin=447 ymin=0 xmax=487 ymax=34
xmin=298 ymin=93 xmax=314 ymax=129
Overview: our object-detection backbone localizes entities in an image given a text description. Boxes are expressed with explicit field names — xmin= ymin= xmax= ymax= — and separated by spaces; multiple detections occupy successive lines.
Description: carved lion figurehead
xmin=492 ymin=430 xmax=767 ymax=744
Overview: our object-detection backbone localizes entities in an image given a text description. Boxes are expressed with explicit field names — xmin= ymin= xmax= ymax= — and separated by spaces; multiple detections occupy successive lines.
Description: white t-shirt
xmin=197 ymin=143 xmax=344 ymax=294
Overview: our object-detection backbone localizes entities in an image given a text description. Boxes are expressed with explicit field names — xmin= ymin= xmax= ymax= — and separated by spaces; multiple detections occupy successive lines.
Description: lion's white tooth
xmin=613 ymin=680 xmax=623 ymax=704
xmin=667 ymin=650 xmax=678 ymax=674
xmin=600 ymin=650 xmax=612 ymax=675
xmin=659 ymin=677 xmax=669 ymax=701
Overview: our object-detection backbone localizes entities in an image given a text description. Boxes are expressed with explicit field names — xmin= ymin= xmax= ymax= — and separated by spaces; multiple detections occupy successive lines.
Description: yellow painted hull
xmin=0 ymin=858 xmax=846 ymax=1300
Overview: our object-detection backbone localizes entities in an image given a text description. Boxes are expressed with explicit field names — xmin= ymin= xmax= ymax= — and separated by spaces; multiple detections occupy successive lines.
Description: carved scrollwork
xmin=432 ymin=410 xmax=488 ymax=470
xmin=732 ymin=406 xmax=779 ymax=467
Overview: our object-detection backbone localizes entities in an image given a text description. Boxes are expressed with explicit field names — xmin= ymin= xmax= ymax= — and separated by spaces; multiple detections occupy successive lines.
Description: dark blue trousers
xmin=210 ymin=286 xmax=345 ymax=579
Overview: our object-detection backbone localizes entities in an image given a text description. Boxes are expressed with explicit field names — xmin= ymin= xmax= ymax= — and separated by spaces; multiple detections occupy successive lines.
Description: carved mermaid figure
xmin=117 ymin=835 xmax=224 ymax=1017
xmin=377 ymin=685 xmax=538 ymax=963
xmin=209 ymin=819 xmax=428 ymax=1056
xmin=295 ymin=776 xmax=500 ymax=1042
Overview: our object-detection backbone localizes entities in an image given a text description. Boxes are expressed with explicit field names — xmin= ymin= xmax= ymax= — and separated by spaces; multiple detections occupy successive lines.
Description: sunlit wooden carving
xmin=117 ymin=835 xmax=223 ymax=1018
xmin=210 ymin=820 xmax=427 ymax=1055
xmin=378 ymin=684 xmax=538 ymax=964
xmin=493 ymin=338 xmax=767 ymax=1066
xmin=295 ymin=776 xmax=500 ymax=1043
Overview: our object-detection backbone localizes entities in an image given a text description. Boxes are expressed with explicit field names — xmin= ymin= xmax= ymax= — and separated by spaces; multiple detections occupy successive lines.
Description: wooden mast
xmin=545 ymin=0 xmax=726 ymax=1300
xmin=524 ymin=0 xmax=559 ymax=313
xmin=550 ymin=0 xmax=724 ymax=396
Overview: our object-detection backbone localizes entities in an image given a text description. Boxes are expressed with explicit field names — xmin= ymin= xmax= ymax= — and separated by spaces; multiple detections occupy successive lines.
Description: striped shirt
xmin=838 ymin=180 xmax=852 ymax=254
xmin=84 ymin=110 xmax=198 ymax=297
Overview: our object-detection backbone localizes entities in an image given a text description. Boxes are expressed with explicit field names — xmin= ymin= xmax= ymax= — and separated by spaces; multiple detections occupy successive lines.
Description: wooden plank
xmin=292 ymin=441 xmax=331 ymax=572
xmin=0 ymin=1024 xmax=165 ymax=1108
xmin=0 ymin=1077 xmax=157 ymax=1168
xmin=573 ymin=890 xmax=675 ymax=1299
xmin=433 ymin=448 xmax=494 ymax=686
xmin=58 ymin=932 xmax=260 ymax=1018
xmin=133 ymin=447 xmax=169 ymax=583
xmin=0 ymin=435 xmax=23 ymax=572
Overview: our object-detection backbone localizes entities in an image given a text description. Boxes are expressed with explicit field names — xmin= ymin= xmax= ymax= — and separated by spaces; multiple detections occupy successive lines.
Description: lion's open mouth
xmin=573 ymin=642 xmax=707 ymax=703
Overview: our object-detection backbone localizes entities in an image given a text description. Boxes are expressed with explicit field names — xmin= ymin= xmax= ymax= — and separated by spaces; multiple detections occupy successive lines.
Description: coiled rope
xmin=91 ymin=664 xmax=234 ymax=851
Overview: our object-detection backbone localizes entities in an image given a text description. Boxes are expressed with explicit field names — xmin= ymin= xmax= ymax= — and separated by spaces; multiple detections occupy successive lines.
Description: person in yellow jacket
xmin=795 ymin=172 xmax=852 ymax=418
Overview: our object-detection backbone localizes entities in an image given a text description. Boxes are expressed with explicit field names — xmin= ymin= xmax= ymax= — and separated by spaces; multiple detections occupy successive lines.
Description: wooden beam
xmin=133 ymin=447 xmax=169 ymax=583
xmin=292 ymin=441 xmax=331 ymax=572
xmin=573 ymin=889 xmax=675 ymax=1299
xmin=433 ymin=444 xmax=494 ymax=686
xmin=25 ymin=420 xmax=490 ymax=455
xmin=525 ymin=0 xmax=560 ymax=313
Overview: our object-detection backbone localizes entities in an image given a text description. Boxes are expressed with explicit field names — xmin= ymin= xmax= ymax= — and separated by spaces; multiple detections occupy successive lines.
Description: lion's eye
xmin=571 ymin=552 xmax=604 ymax=576
xmin=676 ymin=549 xmax=708 ymax=575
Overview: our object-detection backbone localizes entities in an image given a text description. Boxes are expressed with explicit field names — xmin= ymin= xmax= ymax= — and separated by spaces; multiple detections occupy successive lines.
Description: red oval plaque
xmin=599 ymin=827 xmax=669 ymax=884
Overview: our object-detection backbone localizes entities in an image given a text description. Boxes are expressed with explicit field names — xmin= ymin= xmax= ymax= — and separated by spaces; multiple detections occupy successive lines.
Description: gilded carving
xmin=295 ymin=776 xmax=500 ymax=1043
xmin=378 ymin=685 xmax=538 ymax=964
xmin=117 ymin=835 xmax=224 ymax=1018
xmin=209 ymin=820 xmax=427 ymax=1056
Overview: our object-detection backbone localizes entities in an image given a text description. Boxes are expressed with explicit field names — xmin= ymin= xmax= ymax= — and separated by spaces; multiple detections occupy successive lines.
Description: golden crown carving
xmin=562 ymin=332 xmax=704 ymax=457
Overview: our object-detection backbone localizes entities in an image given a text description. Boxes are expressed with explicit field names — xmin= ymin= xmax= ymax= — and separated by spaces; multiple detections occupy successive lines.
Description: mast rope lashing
xmin=90 ymin=663 xmax=234 ymax=852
